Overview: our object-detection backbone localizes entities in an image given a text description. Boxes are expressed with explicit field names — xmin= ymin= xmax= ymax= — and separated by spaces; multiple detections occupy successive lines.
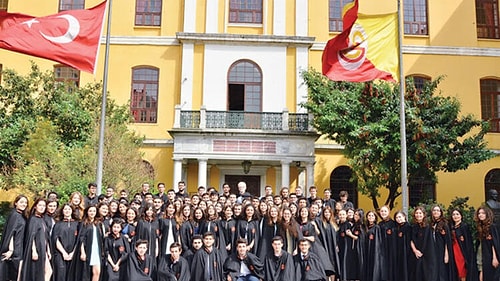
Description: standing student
xmin=104 ymin=219 xmax=130 ymax=281
xmin=430 ymin=205 xmax=452 ymax=281
xmin=52 ymin=203 xmax=79 ymax=281
xmin=236 ymin=204 xmax=260 ymax=254
xmin=410 ymin=206 xmax=437 ymax=281
xmin=19 ymin=198 xmax=52 ymax=281
xmin=475 ymin=206 xmax=500 ymax=281
xmin=0 ymin=194 xmax=28 ymax=281
xmin=364 ymin=210 xmax=382 ymax=281
xmin=317 ymin=206 xmax=341 ymax=279
xmin=159 ymin=202 xmax=179 ymax=257
xmin=190 ymin=232 xmax=227 ymax=281
xmin=135 ymin=203 xmax=160 ymax=259
xmin=264 ymin=236 xmax=296 ymax=281
xmin=126 ymin=240 xmax=157 ymax=281
xmin=279 ymin=207 xmax=300 ymax=254
xmin=220 ymin=205 xmax=237 ymax=254
xmin=378 ymin=205 xmax=397 ymax=281
xmin=394 ymin=210 xmax=412 ymax=281
xmin=258 ymin=205 xmax=280 ymax=261
xmin=449 ymin=208 xmax=478 ymax=281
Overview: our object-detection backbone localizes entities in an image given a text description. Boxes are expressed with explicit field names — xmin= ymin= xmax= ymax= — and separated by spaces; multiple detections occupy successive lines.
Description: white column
xmin=183 ymin=0 xmax=197 ymax=32
xmin=198 ymin=158 xmax=208 ymax=188
xmin=173 ymin=158 xmax=183 ymax=191
xmin=206 ymin=0 xmax=219 ymax=33
xmin=306 ymin=161 xmax=315 ymax=188
xmin=295 ymin=0 xmax=308 ymax=36
xmin=298 ymin=169 xmax=306 ymax=189
xmin=296 ymin=46 xmax=308 ymax=113
xmin=180 ymin=43 xmax=194 ymax=110
xmin=273 ymin=0 xmax=286 ymax=35
xmin=281 ymin=160 xmax=291 ymax=188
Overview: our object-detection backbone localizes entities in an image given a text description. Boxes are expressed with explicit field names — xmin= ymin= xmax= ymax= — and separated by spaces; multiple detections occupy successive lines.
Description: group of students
xmin=0 ymin=182 xmax=498 ymax=281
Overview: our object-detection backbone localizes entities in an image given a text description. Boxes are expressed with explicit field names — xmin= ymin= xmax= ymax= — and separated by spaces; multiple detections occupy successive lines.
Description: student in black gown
xmin=223 ymin=238 xmax=265 ymax=281
xmin=317 ymin=206 xmax=341 ymax=279
xmin=236 ymin=204 xmax=260 ymax=255
xmin=449 ymin=208 xmax=478 ymax=281
xmin=475 ymin=206 xmax=500 ymax=281
xmin=199 ymin=205 xmax=225 ymax=250
xmin=123 ymin=207 xmax=138 ymax=246
xmin=52 ymin=203 xmax=79 ymax=281
xmin=220 ymin=205 xmax=237 ymax=254
xmin=44 ymin=199 xmax=58 ymax=236
xmin=294 ymin=238 xmax=327 ymax=281
xmin=430 ymin=204 xmax=453 ymax=281
xmin=135 ymin=203 xmax=160 ymax=259
xmin=279 ymin=207 xmax=300 ymax=255
xmin=264 ymin=236 xmax=296 ymax=281
xmin=178 ymin=204 xmax=193 ymax=254
xmin=157 ymin=242 xmax=191 ymax=281
xmin=364 ymin=210 xmax=383 ymax=281
xmin=182 ymin=234 xmax=203 ymax=264
xmin=393 ymin=210 xmax=412 ymax=281
xmin=19 ymin=198 xmax=52 ymax=281
xmin=410 ymin=206 xmax=437 ymax=281
xmin=104 ymin=218 xmax=130 ymax=281
xmin=378 ymin=205 xmax=397 ymax=281
xmin=160 ymin=202 xmax=179 ymax=257
xmin=126 ymin=239 xmax=157 ymax=281
xmin=257 ymin=205 xmax=280 ymax=261
xmin=0 ymin=194 xmax=28 ymax=281
xmin=190 ymin=232 xmax=227 ymax=281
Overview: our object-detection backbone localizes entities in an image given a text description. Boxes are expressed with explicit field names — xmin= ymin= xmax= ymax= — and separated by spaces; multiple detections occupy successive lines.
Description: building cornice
xmin=100 ymin=36 xmax=179 ymax=46
xmin=312 ymin=43 xmax=500 ymax=57
xmin=176 ymin=32 xmax=316 ymax=47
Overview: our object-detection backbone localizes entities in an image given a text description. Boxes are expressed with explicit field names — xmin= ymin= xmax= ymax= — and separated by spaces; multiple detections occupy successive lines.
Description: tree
xmin=301 ymin=69 xmax=495 ymax=210
xmin=0 ymin=63 xmax=152 ymax=200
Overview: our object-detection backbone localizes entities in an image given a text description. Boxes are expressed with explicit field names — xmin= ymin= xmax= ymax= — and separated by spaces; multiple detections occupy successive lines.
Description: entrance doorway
xmin=225 ymin=175 xmax=261 ymax=197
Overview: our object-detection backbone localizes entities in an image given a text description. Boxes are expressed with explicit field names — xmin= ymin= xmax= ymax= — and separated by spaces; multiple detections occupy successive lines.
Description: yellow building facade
xmin=2 ymin=0 xmax=500 ymax=210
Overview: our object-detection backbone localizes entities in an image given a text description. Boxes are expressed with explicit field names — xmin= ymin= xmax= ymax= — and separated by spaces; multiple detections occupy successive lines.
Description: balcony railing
xmin=174 ymin=105 xmax=314 ymax=132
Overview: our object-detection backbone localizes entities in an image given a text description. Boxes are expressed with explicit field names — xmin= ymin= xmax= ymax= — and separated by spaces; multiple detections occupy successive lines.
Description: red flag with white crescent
xmin=0 ymin=1 xmax=106 ymax=73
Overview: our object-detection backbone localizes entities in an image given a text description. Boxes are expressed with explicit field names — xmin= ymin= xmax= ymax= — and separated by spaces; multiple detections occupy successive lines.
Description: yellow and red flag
xmin=322 ymin=0 xmax=398 ymax=82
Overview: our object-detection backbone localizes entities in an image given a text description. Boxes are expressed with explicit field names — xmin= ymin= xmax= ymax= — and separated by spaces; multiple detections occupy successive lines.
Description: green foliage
xmin=301 ymin=69 xmax=495 ymax=210
xmin=0 ymin=62 xmax=153 ymax=200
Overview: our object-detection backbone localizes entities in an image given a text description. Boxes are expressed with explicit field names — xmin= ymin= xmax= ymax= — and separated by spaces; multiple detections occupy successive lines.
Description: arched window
xmin=59 ymin=0 xmax=84 ymax=11
xmin=229 ymin=0 xmax=263 ymax=24
xmin=404 ymin=0 xmax=428 ymax=35
xmin=142 ymin=160 xmax=155 ymax=180
xmin=227 ymin=60 xmax=262 ymax=112
xmin=480 ymin=78 xmax=500 ymax=132
xmin=329 ymin=0 xmax=353 ymax=32
xmin=408 ymin=175 xmax=435 ymax=206
xmin=135 ymin=0 xmax=162 ymax=26
xmin=131 ymin=66 xmax=159 ymax=123
xmin=485 ymin=169 xmax=500 ymax=200
xmin=330 ymin=166 xmax=358 ymax=207
xmin=406 ymin=74 xmax=431 ymax=93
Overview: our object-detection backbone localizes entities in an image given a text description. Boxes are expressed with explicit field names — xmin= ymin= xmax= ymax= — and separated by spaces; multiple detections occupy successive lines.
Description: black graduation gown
xmin=0 ymin=209 xmax=26 ymax=281
xmin=179 ymin=221 xmax=195 ymax=254
xmin=199 ymin=219 xmax=226 ymax=250
xmin=126 ymin=252 xmax=157 ymax=281
xmin=51 ymin=219 xmax=79 ymax=281
xmin=257 ymin=218 xmax=280 ymax=260
xmin=432 ymin=221 xmax=453 ymax=281
xmin=279 ymin=222 xmax=300 ymax=255
xmin=122 ymin=222 xmax=137 ymax=247
xmin=298 ymin=220 xmax=335 ymax=276
xmin=223 ymin=252 xmax=265 ymax=281
xmin=68 ymin=222 xmax=105 ymax=281
xmin=394 ymin=222 xmax=412 ymax=281
xmin=157 ymin=254 xmax=191 ymax=281
xmin=236 ymin=219 xmax=260 ymax=254
xmin=264 ymin=250 xmax=296 ymax=281
xmin=19 ymin=215 xmax=51 ymax=281
xmin=104 ymin=235 xmax=130 ymax=281
xmin=159 ymin=217 xmax=179 ymax=257
xmin=136 ymin=218 xmax=160 ymax=257
xmin=220 ymin=219 xmax=237 ymax=254
xmin=190 ymin=247 xmax=226 ymax=281
xmin=181 ymin=248 xmax=197 ymax=265
xmin=410 ymin=223 xmax=437 ymax=281
xmin=478 ymin=224 xmax=500 ymax=281
xmin=450 ymin=223 xmax=479 ymax=281
xmin=293 ymin=251 xmax=327 ymax=281
xmin=379 ymin=219 xmax=397 ymax=281
xmin=317 ymin=220 xmax=341 ymax=277
xmin=364 ymin=224 xmax=383 ymax=281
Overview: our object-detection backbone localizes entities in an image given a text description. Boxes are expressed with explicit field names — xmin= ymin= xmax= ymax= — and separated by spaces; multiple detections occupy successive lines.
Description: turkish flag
xmin=0 ymin=1 xmax=106 ymax=73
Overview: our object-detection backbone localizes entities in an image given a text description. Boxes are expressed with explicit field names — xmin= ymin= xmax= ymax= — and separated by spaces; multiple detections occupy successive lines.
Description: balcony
xmin=172 ymin=105 xmax=314 ymax=132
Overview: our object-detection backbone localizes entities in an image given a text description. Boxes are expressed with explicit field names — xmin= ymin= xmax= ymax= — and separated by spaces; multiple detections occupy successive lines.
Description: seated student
xmin=126 ymin=240 xmax=156 ymax=281
xmin=157 ymin=242 xmax=190 ymax=281
xmin=293 ymin=238 xmax=327 ymax=281
xmin=191 ymin=232 xmax=227 ymax=281
xmin=224 ymin=238 xmax=264 ymax=281
xmin=264 ymin=236 xmax=295 ymax=281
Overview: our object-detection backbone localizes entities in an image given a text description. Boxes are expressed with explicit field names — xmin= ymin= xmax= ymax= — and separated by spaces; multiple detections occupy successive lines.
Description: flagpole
xmin=96 ymin=0 xmax=112 ymax=196
xmin=397 ymin=0 xmax=409 ymax=213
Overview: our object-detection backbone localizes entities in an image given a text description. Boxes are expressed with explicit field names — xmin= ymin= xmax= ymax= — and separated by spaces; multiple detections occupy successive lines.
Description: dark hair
xmin=13 ymin=194 xmax=29 ymax=218
xmin=135 ymin=239 xmax=149 ymax=247
xmin=271 ymin=236 xmax=283 ymax=243
xmin=30 ymin=197 xmax=47 ymax=216
xmin=203 ymin=231 xmax=215 ymax=239
xmin=56 ymin=203 xmax=77 ymax=221
xmin=88 ymin=183 xmax=97 ymax=189
xmin=192 ymin=234 xmax=203 ymax=242
xmin=170 ymin=242 xmax=182 ymax=250
xmin=236 ymin=238 xmax=248 ymax=246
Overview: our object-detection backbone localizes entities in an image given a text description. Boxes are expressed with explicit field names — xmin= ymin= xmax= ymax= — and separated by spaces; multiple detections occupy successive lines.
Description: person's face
xmin=290 ymin=204 xmax=297 ymax=214
xmin=324 ymin=190 xmax=331 ymax=199
xmin=153 ymin=199 xmax=163 ymax=209
xmin=432 ymin=206 xmax=442 ymax=219
xmin=203 ymin=236 xmax=215 ymax=248
xmin=295 ymin=188 xmax=303 ymax=195
xmin=167 ymin=191 xmax=175 ymax=200
xmin=63 ymin=205 xmax=73 ymax=218
xmin=35 ymin=200 xmax=46 ymax=215
xmin=47 ymin=202 xmax=57 ymax=214
xmin=224 ymin=207 xmax=233 ymax=218
xmin=310 ymin=204 xmax=318 ymax=215
xmin=237 ymin=243 xmax=248 ymax=256
xmin=338 ymin=210 xmax=347 ymax=222
xmin=347 ymin=209 xmax=354 ymax=219
xmin=233 ymin=205 xmax=242 ymax=216
xmin=223 ymin=185 xmax=230 ymax=193
xmin=198 ymin=201 xmax=207 ymax=211
xmin=89 ymin=185 xmax=97 ymax=195
xmin=136 ymin=243 xmax=148 ymax=256
xmin=300 ymin=208 xmax=309 ymax=218
xmin=142 ymin=183 xmax=150 ymax=193
xmin=299 ymin=241 xmax=310 ymax=254
xmin=202 ymin=194 xmax=210 ymax=201
xmin=259 ymin=202 xmax=268 ymax=213
xmin=272 ymin=240 xmax=283 ymax=253
xmin=478 ymin=209 xmax=487 ymax=221
xmin=98 ymin=205 xmax=108 ymax=216
xmin=298 ymin=200 xmax=307 ymax=208
xmin=265 ymin=186 xmax=273 ymax=195
xmin=182 ymin=206 xmax=191 ymax=217
xmin=88 ymin=206 xmax=97 ymax=219
xmin=194 ymin=209 xmax=203 ymax=219
xmin=178 ymin=182 xmax=185 ymax=191
xmin=112 ymin=223 xmax=122 ymax=235
xmin=323 ymin=209 xmax=332 ymax=220
xmin=452 ymin=210 xmax=462 ymax=223
xmin=270 ymin=207 xmax=278 ymax=218
xmin=71 ymin=195 xmax=81 ymax=205
xmin=281 ymin=189 xmax=289 ymax=197
xmin=282 ymin=209 xmax=291 ymax=221
xmin=198 ymin=188 xmax=206 ymax=195
xmin=158 ymin=184 xmax=165 ymax=193
xmin=145 ymin=195 xmax=153 ymax=203
xmin=310 ymin=188 xmax=317 ymax=197
xmin=192 ymin=239 xmax=203 ymax=250
xmin=245 ymin=206 xmax=254 ymax=218
xmin=289 ymin=195 xmax=297 ymax=203
xmin=127 ymin=209 xmax=136 ymax=221
xmin=354 ymin=211 xmax=361 ymax=222
xmin=414 ymin=209 xmax=424 ymax=222
xmin=192 ymin=196 xmax=200 ymax=205
xmin=109 ymin=202 xmax=118 ymax=213
xmin=131 ymin=202 xmax=141 ymax=210
xmin=229 ymin=195 xmax=237 ymax=203
xmin=145 ymin=207 xmax=154 ymax=218
xmin=166 ymin=204 xmax=175 ymax=216
xmin=340 ymin=195 xmax=347 ymax=203
xmin=367 ymin=212 xmax=376 ymax=223
xmin=238 ymin=184 xmax=246 ymax=193
xmin=395 ymin=213 xmax=406 ymax=224
xmin=274 ymin=197 xmax=282 ymax=205
xmin=379 ymin=207 xmax=390 ymax=219
xmin=120 ymin=191 xmax=127 ymax=198
xmin=15 ymin=197 xmax=28 ymax=211
xmin=119 ymin=204 xmax=128 ymax=214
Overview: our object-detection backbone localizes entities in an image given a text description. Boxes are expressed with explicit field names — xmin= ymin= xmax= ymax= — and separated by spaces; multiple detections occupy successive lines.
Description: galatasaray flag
xmin=322 ymin=0 xmax=398 ymax=82
xmin=0 ymin=1 xmax=107 ymax=73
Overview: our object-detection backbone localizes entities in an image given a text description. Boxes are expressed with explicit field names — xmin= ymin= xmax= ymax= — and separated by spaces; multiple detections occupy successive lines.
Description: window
xmin=404 ymin=0 xmax=428 ymax=35
xmin=229 ymin=0 xmax=263 ymax=24
xmin=54 ymin=65 xmax=80 ymax=88
xmin=135 ymin=0 xmax=162 ymax=26
xmin=476 ymin=0 xmax=500 ymax=39
xmin=409 ymin=175 xmax=435 ymax=206
xmin=407 ymin=74 xmax=431 ymax=93
xmin=227 ymin=60 xmax=262 ymax=112
xmin=485 ymin=169 xmax=500 ymax=200
xmin=480 ymin=79 xmax=500 ymax=132
xmin=329 ymin=0 xmax=353 ymax=32
xmin=131 ymin=67 xmax=159 ymax=123
xmin=0 ymin=0 xmax=8 ymax=11
xmin=59 ymin=0 xmax=84 ymax=11
xmin=330 ymin=165 xmax=358 ymax=208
